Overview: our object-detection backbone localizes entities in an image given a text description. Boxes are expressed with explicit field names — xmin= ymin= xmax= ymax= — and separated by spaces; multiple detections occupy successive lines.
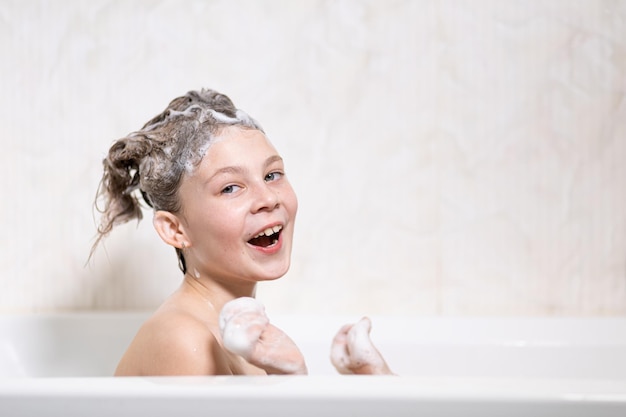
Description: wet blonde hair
xmin=92 ymin=88 xmax=263 ymax=272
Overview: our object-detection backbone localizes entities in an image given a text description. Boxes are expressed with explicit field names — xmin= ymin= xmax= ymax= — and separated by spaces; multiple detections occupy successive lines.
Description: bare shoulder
xmin=115 ymin=309 xmax=230 ymax=376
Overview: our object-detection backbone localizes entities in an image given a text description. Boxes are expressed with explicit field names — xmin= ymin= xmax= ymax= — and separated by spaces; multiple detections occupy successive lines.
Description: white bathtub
xmin=0 ymin=313 xmax=625 ymax=416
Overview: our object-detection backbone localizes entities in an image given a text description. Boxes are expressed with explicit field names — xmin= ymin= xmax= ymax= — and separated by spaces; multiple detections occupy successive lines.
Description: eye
xmin=221 ymin=184 xmax=242 ymax=194
xmin=265 ymin=171 xmax=283 ymax=182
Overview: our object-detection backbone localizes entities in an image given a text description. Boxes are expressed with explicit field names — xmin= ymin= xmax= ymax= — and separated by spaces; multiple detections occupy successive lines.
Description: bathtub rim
xmin=1 ymin=375 xmax=626 ymax=402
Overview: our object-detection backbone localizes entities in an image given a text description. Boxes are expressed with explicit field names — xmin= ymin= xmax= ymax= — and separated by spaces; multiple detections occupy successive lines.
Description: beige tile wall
xmin=0 ymin=0 xmax=624 ymax=315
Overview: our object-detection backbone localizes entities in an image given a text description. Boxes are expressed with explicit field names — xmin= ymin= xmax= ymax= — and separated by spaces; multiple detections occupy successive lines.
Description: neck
xmin=180 ymin=272 xmax=257 ymax=314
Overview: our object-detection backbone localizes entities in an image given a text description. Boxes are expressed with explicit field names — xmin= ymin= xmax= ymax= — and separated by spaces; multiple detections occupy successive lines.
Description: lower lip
xmin=248 ymin=232 xmax=283 ymax=255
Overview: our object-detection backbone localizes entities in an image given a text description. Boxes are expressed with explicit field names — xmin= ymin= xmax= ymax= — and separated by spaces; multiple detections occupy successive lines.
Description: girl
xmin=93 ymin=88 xmax=392 ymax=376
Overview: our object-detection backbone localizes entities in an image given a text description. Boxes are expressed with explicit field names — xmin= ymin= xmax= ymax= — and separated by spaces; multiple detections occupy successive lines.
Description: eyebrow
xmin=264 ymin=154 xmax=284 ymax=167
xmin=206 ymin=155 xmax=283 ymax=183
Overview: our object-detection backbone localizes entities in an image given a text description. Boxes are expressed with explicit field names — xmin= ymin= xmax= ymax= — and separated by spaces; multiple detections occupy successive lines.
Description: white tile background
xmin=0 ymin=0 xmax=624 ymax=315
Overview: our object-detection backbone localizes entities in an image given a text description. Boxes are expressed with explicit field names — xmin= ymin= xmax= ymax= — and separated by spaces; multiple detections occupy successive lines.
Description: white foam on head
xmin=235 ymin=109 xmax=263 ymax=131
xmin=139 ymin=102 xmax=265 ymax=179
xmin=183 ymin=121 xmax=259 ymax=175
xmin=207 ymin=109 xmax=240 ymax=124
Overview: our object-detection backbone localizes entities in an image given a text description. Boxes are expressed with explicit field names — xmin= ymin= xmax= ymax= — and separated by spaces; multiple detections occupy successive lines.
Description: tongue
xmin=249 ymin=235 xmax=274 ymax=248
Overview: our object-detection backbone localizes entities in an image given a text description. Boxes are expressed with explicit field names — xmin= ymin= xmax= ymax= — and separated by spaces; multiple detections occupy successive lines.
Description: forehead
xmin=198 ymin=126 xmax=279 ymax=173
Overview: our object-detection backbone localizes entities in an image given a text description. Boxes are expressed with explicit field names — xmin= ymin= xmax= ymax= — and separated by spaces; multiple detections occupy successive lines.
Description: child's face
xmin=176 ymin=126 xmax=298 ymax=285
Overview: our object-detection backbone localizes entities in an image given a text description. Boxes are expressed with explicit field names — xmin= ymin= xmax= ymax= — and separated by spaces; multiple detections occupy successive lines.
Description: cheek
xmin=188 ymin=207 xmax=240 ymax=246
xmin=290 ymin=193 xmax=298 ymax=218
xmin=282 ymin=184 xmax=298 ymax=217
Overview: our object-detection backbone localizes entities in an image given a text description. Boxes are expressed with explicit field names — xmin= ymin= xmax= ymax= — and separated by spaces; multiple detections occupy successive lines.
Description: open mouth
xmin=248 ymin=225 xmax=283 ymax=248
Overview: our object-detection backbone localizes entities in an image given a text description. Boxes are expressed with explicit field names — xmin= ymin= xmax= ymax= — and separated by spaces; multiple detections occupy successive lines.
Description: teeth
xmin=253 ymin=225 xmax=283 ymax=238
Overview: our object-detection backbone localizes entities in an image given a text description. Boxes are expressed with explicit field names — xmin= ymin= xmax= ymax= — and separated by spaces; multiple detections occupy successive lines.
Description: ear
xmin=153 ymin=210 xmax=189 ymax=249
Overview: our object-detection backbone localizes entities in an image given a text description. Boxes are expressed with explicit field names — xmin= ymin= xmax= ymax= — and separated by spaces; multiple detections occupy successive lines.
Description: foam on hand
xmin=219 ymin=297 xmax=269 ymax=358
xmin=330 ymin=317 xmax=388 ymax=374
xmin=219 ymin=297 xmax=308 ymax=375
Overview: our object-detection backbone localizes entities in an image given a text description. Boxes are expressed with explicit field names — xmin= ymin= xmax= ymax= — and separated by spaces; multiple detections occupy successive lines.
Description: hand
xmin=219 ymin=297 xmax=307 ymax=375
xmin=330 ymin=316 xmax=394 ymax=375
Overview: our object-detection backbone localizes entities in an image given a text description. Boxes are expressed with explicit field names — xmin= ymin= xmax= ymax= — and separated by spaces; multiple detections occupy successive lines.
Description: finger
xmin=330 ymin=324 xmax=354 ymax=374
xmin=331 ymin=323 xmax=352 ymax=345
xmin=221 ymin=313 xmax=269 ymax=358
xmin=347 ymin=317 xmax=375 ymax=360
xmin=219 ymin=297 xmax=267 ymax=335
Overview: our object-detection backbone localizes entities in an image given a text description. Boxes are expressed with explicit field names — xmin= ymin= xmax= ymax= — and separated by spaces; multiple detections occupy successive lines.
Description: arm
xmin=115 ymin=315 xmax=231 ymax=376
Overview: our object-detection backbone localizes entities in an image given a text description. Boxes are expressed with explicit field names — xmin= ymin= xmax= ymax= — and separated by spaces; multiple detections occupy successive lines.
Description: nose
xmin=251 ymin=183 xmax=280 ymax=213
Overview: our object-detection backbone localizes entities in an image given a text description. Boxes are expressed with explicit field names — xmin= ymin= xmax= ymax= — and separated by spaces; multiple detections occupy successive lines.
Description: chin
xmin=257 ymin=262 xmax=291 ymax=282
